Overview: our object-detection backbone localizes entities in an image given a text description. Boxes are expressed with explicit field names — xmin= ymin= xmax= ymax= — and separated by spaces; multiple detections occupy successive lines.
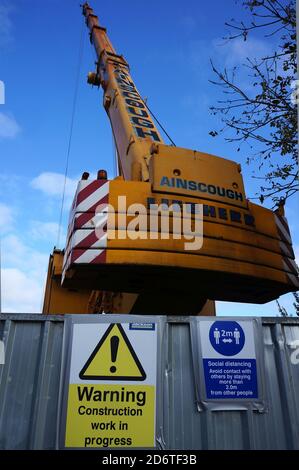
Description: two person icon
xmin=210 ymin=321 xmax=245 ymax=356
xmin=213 ymin=327 xmax=241 ymax=344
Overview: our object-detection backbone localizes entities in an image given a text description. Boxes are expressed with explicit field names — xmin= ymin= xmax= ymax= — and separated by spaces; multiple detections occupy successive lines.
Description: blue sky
xmin=0 ymin=0 xmax=298 ymax=315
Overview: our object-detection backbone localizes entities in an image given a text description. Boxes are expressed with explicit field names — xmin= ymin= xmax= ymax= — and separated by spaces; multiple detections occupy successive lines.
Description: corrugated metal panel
xmin=0 ymin=314 xmax=299 ymax=450
xmin=164 ymin=318 xmax=299 ymax=450
xmin=0 ymin=315 xmax=64 ymax=450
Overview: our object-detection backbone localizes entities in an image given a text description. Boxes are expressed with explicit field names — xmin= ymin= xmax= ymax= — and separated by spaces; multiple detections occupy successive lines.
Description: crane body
xmin=42 ymin=3 xmax=298 ymax=316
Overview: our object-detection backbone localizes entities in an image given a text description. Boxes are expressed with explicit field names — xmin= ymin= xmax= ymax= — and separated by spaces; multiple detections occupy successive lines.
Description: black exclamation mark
xmin=110 ymin=335 xmax=119 ymax=373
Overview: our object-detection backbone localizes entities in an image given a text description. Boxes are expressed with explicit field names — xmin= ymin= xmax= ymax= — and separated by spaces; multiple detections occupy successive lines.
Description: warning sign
xmin=79 ymin=324 xmax=146 ymax=381
xmin=63 ymin=320 xmax=157 ymax=449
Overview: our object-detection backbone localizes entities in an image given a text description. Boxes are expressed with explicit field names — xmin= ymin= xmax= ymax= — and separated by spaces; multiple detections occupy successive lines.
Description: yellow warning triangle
xmin=79 ymin=323 xmax=146 ymax=381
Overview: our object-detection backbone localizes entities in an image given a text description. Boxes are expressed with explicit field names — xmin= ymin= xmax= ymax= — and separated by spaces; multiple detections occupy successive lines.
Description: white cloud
xmin=1 ymin=235 xmax=48 ymax=313
xmin=0 ymin=173 xmax=21 ymax=191
xmin=217 ymin=296 xmax=297 ymax=317
xmin=0 ymin=202 xmax=14 ymax=233
xmin=203 ymin=36 xmax=274 ymax=97
xmin=293 ymin=245 xmax=299 ymax=265
xmin=0 ymin=112 xmax=21 ymax=139
xmin=0 ymin=3 xmax=13 ymax=47
xmin=218 ymin=37 xmax=271 ymax=68
xmin=2 ymin=234 xmax=48 ymax=277
xmin=2 ymin=268 xmax=44 ymax=313
xmin=188 ymin=36 xmax=271 ymax=74
xmin=31 ymin=172 xmax=77 ymax=200
xmin=29 ymin=220 xmax=65 ymax=243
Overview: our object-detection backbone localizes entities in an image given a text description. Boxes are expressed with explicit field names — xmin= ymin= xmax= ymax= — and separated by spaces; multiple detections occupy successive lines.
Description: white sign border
xmin=57 ymin=314 xmax=162 ymax=450
xmin=191 ymin=316 xmax=267 ymax=412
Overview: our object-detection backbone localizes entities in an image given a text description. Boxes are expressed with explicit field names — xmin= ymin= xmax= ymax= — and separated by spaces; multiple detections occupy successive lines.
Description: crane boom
xmin=82 ymin=2 xmax=163 ymax=181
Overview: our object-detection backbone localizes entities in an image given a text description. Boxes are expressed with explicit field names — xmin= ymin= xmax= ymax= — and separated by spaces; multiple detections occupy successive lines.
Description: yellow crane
xmin=42 ymin=3 xmax=298 ymax=316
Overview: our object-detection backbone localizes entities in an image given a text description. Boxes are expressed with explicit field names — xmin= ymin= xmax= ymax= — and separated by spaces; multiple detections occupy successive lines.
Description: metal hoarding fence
xmin=0 ymin=314 xmax=299 ymax=450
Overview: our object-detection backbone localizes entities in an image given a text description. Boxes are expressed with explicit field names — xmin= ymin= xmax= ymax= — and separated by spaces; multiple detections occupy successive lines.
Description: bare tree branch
xmin=209 ymin=0 xmax=297 ymax=206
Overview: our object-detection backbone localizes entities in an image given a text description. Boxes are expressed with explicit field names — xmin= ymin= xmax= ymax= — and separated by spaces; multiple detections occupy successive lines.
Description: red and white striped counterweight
xmin=63 ymin=177 xmax=110 ymax=272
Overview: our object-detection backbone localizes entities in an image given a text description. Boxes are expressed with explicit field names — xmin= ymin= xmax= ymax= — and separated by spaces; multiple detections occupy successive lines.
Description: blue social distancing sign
xmin=200 ymin=320 xmax=258 ymax=400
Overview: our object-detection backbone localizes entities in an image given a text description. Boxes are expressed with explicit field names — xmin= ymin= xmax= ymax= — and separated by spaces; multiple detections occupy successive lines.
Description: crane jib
xmin=113 ymin=65 xmax=162 ymax=143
